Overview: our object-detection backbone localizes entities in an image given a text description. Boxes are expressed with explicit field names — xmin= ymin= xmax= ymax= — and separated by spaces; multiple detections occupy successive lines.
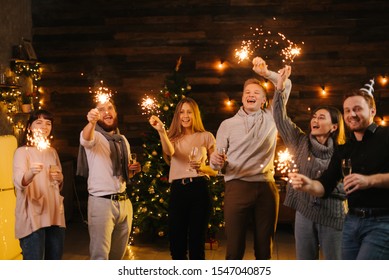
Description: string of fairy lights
xmin=1 ymin=60 xmax=43 ymax=141
xmin=3 ymin=22 xmax=387 ymax=245
xmin=2 ymin=20 xmax=387 ymax=170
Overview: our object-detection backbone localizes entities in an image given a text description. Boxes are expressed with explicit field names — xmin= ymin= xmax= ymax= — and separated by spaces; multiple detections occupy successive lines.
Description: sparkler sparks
xmin=140 ymin=95 xmax=160 ymax=117
xmin=89 ymin=80 xmax=113 ymax=104
xmin=235 ymin=24 xmax=304 ymax=64
xmin=275 ymin=148 xmax=298 ymax=176
xmin=279 ymin=40 xmax=302 ymax=63
xmin=234 ymin=42 xmax=253 ymax=63
xmin=27 ymin=129 xmax=51 ymax=151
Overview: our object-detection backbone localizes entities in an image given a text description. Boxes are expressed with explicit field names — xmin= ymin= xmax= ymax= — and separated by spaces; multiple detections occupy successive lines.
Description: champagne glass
xmin=216 ymin=147 xmax=226 ymax=177
xmin=129 ymin=153 xmax=137 ymax=175
xmin=340 ymin=159 xmax=351 ymax=211
xmin=130 ymin=153 xmax=137 ymax=164
xmin=49 ymin=164 xmax=60 ymax=187
xmin=187 ymin=146 xmax=199 ymax=172
xmin=341 ymin=158 xmax=352 ymax=177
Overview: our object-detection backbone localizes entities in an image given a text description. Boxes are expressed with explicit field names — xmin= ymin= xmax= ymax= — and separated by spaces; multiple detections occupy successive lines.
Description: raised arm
xmin=82 ymin=108 xmax=100 ymax=141
xmin=149 ymin=115 xmax=174 ymax=157
xmin=252 ymin=57 xmax=292 ymax=103
xmin=253 ymin=57 xmax=304 ymax=148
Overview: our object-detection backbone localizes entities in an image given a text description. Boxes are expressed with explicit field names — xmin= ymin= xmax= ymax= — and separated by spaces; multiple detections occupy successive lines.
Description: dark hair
xmin=22 ymin=109 xmax=54 ymax=145
xmin=311 ymin=105 xmax=346 ymax=145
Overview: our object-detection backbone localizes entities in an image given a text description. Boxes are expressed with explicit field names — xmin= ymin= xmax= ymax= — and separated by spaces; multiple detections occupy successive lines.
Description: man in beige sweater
xmin=210 ymin=57 xmax=291 ymax=259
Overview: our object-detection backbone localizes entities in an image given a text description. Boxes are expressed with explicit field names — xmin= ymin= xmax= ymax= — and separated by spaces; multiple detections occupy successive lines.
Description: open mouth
xmin=348 ymin=120 xmax=359 ymax=126
xmin=246 ymin=99 xmax=256 ymax=104
xmin=347 ymin=118 xmax=359 ymax=126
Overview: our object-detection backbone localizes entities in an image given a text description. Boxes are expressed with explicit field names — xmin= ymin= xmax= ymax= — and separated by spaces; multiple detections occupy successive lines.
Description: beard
xmin=97 ymin=117 xmax=118 ymax=132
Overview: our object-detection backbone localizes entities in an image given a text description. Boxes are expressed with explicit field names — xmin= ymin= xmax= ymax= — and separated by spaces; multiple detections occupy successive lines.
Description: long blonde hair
xmin=167 ymin=97 xmax=206 ymax=141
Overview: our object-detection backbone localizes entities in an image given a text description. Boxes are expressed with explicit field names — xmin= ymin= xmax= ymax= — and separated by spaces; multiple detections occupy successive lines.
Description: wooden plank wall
xmin=30 ymin=0 xmax=389 ymax=158
xmin=0 ymin=0 xmax=31 ymax=65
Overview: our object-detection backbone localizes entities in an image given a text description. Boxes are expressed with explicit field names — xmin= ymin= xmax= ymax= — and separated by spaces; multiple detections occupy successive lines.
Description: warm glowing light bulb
xmin=381 ymin=76 xmax=387 ymax=85
xmin=226 ymin=99 xmax=232 ymax=106
xmin=321 ymin=86 xmax=326 ymax=95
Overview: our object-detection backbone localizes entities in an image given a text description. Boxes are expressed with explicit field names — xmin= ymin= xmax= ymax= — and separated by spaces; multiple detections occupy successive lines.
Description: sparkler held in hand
xmin=13 ymin=109 xmax=66 ymax=260
xmin=140 ymin=94 xmax=160 ymax=117
xmin=89 ymin=80 xmax=113 ymax=105
xmin=275 ymin=148 xmax=298 ymax=179
xmin=234 ymin=24 xmax=303 ymax=64
xmin=27 ymin=128 xmax=52 ymax=151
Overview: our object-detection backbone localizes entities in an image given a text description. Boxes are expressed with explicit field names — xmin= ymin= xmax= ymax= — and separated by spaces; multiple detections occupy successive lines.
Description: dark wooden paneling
xmin=31 ymin=0 xmax=389 ymax=159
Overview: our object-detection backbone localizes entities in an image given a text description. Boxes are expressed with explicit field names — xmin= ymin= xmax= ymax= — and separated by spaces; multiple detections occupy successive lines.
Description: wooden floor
xmin=63 ymin=220 xmax=296 ymax=260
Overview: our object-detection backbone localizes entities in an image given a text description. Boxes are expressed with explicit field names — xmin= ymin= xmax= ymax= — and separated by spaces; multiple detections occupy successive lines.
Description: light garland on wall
xmin=10 ymin=60 xmax=42 ymax=82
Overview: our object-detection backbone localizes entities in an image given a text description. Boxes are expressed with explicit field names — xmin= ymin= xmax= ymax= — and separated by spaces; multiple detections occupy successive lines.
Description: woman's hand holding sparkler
xmin=149 ymin=115 xmax=174 ymax=157
xmin=276 ymin=65 xmax=291 ymax=91
xmin=149 ymin=115 xmax=165 ymax=133
xmin=288 ymin=172 xmax=325 ymax=197
xmin=22 ymin=162 xmax=43 ymax=186
xmin=288 ymin=172 xmax=311 ymax=190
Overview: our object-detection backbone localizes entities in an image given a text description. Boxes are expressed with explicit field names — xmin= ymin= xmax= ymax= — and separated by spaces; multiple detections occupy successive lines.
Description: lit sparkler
xmin=89 ymin=80 xmax=113 ymax=104
xmin=279 ymin=36 xmax=302 ymax=63
xmin=27 ymin=129 xmax=51 ymax=151
xmin=235 ymin=23 xmax=304 ymax=64
xmin=275 ymin=148 xmax=298 ymax=176
xmin=140 ymin=95 xmax=160 ymax=117
xmin=234 ymin=42 xmax=253 ymax=63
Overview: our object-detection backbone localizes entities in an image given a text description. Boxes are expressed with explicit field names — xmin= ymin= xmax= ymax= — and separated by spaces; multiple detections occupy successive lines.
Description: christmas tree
xmin=129 ymin=58 xmax=225 ymax=243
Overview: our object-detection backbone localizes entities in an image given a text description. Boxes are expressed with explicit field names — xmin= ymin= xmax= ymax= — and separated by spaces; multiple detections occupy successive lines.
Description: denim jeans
xmin=19 ymin=226 xmax=65 ymax=260
xmin=294 ymin=211 xmax=342 ymax=260
xmin=342 ymin=214 xmax=389 ymax=259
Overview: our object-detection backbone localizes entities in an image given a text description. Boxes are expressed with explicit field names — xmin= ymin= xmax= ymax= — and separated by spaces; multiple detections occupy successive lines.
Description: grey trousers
xmin=87 ymin=195 xmax=133 ymax=260
xmin=224 ymin=179 xmax=279 ymax=260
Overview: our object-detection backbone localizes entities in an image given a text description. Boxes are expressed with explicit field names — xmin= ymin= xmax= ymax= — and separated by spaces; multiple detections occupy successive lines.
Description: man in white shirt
xmin=78 ymin=99 xmax=140 ymax=259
